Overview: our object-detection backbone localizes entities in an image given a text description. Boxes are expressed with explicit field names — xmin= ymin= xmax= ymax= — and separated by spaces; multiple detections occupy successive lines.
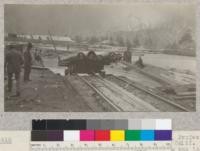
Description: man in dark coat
xmin=5 ymin=45 xmax=24 ymax=96
xmin=24 ymin=42 xmax=33 ymax=82
xmin=123 ymin=46 xmax=132 ymax=63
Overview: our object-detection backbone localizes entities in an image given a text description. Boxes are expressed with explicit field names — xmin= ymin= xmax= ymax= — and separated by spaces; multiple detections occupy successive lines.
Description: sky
xmin=4 ymin=4 xmax=195 ymax=37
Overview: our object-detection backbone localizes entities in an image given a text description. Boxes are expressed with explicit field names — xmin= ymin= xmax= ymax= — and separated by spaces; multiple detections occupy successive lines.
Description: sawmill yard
xmin=4 ymin=44 xmax=196 ymax=112
xmin=4 ymin=4 xmax=196 ymax=112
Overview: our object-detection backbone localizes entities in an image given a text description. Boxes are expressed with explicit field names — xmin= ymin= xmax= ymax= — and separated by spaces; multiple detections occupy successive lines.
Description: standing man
xmin=123 ymin=46 xmax=132 ymax=63
xmin=127 ymin=46 xmax=132 ymax=63
xmin=24 ymin=42 xmax=32 ymax=82
xmin=5 ymin=44 xmax=24 ymax=96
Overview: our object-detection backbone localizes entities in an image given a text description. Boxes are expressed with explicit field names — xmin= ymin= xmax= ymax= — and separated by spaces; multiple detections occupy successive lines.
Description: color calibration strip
xmin=31 ymin=119 xmax=172 ymax=141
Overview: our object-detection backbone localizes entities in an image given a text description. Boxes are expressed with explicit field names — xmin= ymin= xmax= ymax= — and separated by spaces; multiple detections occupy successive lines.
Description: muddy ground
xmin=4 ymin=69 xmax=110 ymax=112
xmin=4 ymin=62 xmax=196 ymax=112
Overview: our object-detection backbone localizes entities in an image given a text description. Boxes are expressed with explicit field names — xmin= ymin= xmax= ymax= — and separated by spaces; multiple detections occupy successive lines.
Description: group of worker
xmin=5 ymin=42 xmax=33 ymax=97
xmin=5 ymin=43 xmax=143 ymax=97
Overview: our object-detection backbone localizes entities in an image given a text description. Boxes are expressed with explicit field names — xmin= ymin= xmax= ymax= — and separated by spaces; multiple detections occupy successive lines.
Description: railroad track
xmin=78 ymin=75 xmax=160 ymax=112
xmin=106 ymin=75 xmax=189 ymax=112
xmin=78 ymin=75 xmax=122 ymax=112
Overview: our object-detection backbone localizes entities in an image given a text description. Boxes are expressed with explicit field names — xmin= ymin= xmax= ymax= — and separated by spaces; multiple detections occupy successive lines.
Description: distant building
xmin=7 ymin=33 xmax=18 ymax=38
xmin=51 ymin=35 xmax=74 ymax=42
xmin=17 ymin=34 xmax=74 ymax=42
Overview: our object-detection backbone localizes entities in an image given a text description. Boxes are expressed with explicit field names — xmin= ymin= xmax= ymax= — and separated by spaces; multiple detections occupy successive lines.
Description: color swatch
xmin=80 ymin=130 xmax=95 ymax=141
xmin=125 ymin=130 xmax=140 ymax=141
xmin=140 ymin=130 xmax=155 ymax=141
xmin=64 ymin=130 xmax=80 ymax=141
xmin=95 ymin=130 xmax=110 ymax=141
xmin=110 ymin=130 xmax=125 ymax=141
xmin=31 ymin=119 xmax=172 ymax=141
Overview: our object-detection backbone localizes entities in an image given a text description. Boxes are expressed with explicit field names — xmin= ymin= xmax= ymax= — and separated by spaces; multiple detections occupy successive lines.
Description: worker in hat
xmin=5 ymin=45 xmax=24 ymax=96
xmin=24 ymin=42 xmax=33 ymax=82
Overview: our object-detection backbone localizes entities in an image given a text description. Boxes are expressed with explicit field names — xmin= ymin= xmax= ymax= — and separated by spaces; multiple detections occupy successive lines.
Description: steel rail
xmin=78 ymin=75 xmax=122 ymax=112
xmin=111 ymin=75 xmax=189 ymax=112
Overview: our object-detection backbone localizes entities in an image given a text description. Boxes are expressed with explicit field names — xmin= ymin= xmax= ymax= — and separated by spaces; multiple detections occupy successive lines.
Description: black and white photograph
xmin=4 ymin=4 xmax=196 ymax=112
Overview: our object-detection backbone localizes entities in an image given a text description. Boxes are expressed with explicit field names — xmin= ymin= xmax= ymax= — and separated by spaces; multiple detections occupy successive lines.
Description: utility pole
xmin=48 ymin=30 xmax=57 ymax=53
xmin=47 ymin=30 xmax=60 ymax=65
